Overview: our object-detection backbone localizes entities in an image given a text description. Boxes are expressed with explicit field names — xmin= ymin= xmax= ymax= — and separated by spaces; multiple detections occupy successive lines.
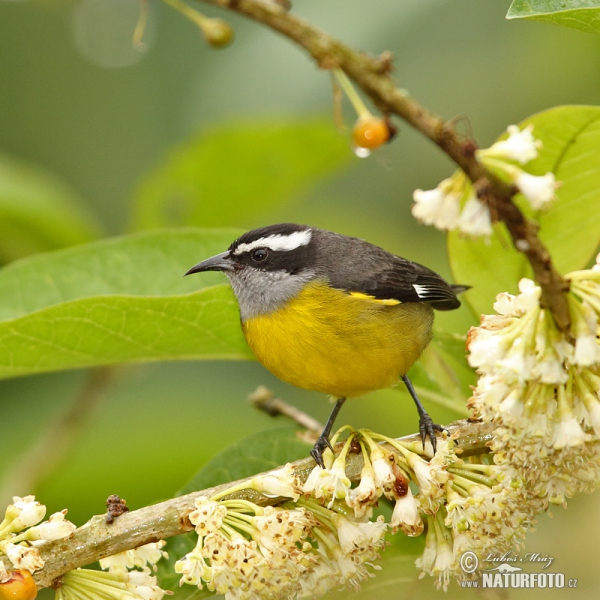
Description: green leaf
xmin=0 ymin=154 xmax=102 ymax=263
xmin=178 ymin=427 xmax=312 ymax=496
xmin=507 ymin=0 xmax=600 ymax=34
xmin=449 ymin=105 xmax=600 ymax=317
xmin=0 ymin=228 xmax=253 ymax=380
xmin=132 ymin=118 xmax=351 ymax=230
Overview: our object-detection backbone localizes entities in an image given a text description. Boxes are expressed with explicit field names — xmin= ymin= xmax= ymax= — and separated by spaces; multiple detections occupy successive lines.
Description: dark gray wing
xmin=314 ymin=229 xmax=466 ymax=311
xmin=352 ymin=261 xmax=464 ymax=311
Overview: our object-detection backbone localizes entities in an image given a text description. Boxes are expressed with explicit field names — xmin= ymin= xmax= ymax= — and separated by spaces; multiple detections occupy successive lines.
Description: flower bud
xmin=202 ymin=18 xmax=234 ymax=48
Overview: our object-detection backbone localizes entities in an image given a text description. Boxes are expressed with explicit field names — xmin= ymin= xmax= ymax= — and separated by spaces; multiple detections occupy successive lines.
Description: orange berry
xmin=0 ymin=570 xmax=37 ymax=600
xmin=351 ymin=116 xmax=394 ymax=150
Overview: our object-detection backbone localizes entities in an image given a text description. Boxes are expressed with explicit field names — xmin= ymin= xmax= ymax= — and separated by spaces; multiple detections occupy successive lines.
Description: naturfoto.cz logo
xmin=458 ymin=551 xmax=578 ymax=589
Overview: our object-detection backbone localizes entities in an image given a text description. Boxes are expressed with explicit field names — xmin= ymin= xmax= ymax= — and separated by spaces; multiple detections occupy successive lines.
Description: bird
xmin=185 ymin=223 xmax=467 ymax=467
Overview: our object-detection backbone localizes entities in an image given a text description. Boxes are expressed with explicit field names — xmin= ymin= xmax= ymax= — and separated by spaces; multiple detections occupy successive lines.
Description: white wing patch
xmin=233 ymin=229 xmax=312 ymax=255
xmin=413 ymin=284 xmax=435 ymax=299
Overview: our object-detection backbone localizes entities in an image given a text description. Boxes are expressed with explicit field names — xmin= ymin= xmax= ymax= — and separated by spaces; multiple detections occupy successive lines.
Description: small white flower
xmin=28 ymin=510 xmax=76 ymax=543
xmin=483 ymin=124 xmax=540 ymax=164
xmin=553 ymin=417 xmax=590 ymax=449
xmin=251 ymin=463 xmax=300 ymax=500
xmin=390 ymin=486 xmax=423 ymax=536
xmin=516 ymin=278 xmax=542 ymax=311
xmin=574 ymin=335 xmax=600 ymax=367
xmin=412 ymin=187 xmax=445 ymax=223
xmin=405 ymin=453 xmax=440 ymax=498
xmin=131 ymin=541 xmax=168 ymax=571
xmin=175 ymin=547 xmax=208 ymax=587
xmin=100 ymin=541 xmax=168 ymax=573
xmin=370 ymin=448 xmax=395 ymax=490
xmin=1 ymin=496 xmax=46 ymax=536
xmin=588 ymin=403 xmax=600 ymax=437
xmin=456 ymin=194 xmax=493 ymax=236
xmin=515 ymin=171 xmax=557 ymax=209
xmin=415 ymin=521 xmax=437 ymax=574
xmin=332 ymin=514 xmax=386 ymax=556
xmin=533 ymin=355 xmax=568 ymax=384
xmin=99 ymin=550 xmax=134 ymax=572
xmin=467 ymin=327 xmax=509 ymax=370
xmin=189 ymin=496 xmax=227 ymax=535
xmin=346 ymin=467 xmax=379 ymax=518
xmin=493 ymin=292 xmax=519 ymax=317
xmin=412 ymin=180 xmax=461 ymax=231
xmin=3 ymin=542 xmax=45 ymax=572
xmin=433 ymin=535 xmax=455 ymax=592
xmin=496 ymin=389 xmax=524 ymax=422
xmin=302 ymin=456 xmax=351 ymax=507
xmin=126 ymin=571 xmax=167 ymax=600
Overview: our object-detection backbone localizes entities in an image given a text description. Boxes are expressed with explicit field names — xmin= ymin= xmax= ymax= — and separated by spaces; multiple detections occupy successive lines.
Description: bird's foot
xmin=419 ymin=413 xmax=447 ymax=455
xmin=310 ymin=435 xmax=334 ymax=468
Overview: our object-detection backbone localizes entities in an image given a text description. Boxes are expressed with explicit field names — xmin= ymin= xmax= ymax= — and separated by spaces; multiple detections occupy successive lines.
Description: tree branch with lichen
xmin=193 ymin=0 xmax=571 ymax=333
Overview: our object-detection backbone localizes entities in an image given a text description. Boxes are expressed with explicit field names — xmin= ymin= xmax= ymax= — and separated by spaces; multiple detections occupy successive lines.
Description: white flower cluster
xmin=0 ymin=495 xmax=76 ymax=582
xmin=412 ymin=124 xmax=557 ymax=237
xmin=331 ymin=430 xmax=531 ymax=591
xmin=174 ymin=475 xmax=387 ymax=599
xmin=57 ymin=542 xmax=169 ymax=600
xmin=173 ymin=426 xmax=536 ymax=597
xmin=468 ymin=256 xmax=600 ymax=508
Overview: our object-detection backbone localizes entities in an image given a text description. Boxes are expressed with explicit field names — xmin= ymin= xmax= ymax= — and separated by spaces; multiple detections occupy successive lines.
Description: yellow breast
xmin=242 ymin=281 xmax=434 ymax=398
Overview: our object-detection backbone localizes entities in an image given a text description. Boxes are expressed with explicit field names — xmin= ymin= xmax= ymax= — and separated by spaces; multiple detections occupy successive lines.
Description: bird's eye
xmin=252 ymin=248 xmax=268 ymax=262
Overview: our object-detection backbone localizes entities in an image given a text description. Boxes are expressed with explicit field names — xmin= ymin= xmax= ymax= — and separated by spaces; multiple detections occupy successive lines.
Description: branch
xmin=32 ymin=419 xmax=493 ymax=590
xmin=194 ymin=0 xmax=571 ymax=333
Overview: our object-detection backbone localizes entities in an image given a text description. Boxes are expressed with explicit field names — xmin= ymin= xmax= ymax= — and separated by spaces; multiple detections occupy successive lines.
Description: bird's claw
xmin=419 ymin=414 xmax=447 ymax=455
xmin=310 ymin=435 xmax=333 ymax=468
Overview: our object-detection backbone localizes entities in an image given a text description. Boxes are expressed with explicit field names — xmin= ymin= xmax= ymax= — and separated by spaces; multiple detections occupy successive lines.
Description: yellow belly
xmin=242 ymin=281 xmax=434 ymax=398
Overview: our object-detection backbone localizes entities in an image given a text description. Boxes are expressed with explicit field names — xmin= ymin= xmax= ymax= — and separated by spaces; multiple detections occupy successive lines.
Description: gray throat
xmin=226 ymin=268 xmax=316 ymax=321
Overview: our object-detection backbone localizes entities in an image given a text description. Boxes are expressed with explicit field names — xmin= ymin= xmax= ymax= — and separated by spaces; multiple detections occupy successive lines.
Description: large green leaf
xmin=507 ymin=0 xmax=600 ymax=34
xmin=0 ymin=154 xmax=101 ymax=263
xmin=449 ymin=105 xmax=600 ymax=317
xmin=0 ymin=228 xmax=252 ymax=380
xmin=132 ymin=118 xmax=351 ymax=230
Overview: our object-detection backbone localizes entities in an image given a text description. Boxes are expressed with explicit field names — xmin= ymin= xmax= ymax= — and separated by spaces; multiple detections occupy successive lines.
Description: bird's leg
xmin=401 ymin=374 xmax=445 ymax=454
xmin=310 ymin=397 xmax=346 ymax=468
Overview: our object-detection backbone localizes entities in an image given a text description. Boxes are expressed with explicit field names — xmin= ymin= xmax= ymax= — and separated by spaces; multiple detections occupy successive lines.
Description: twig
xmin=0 ymin=367 xmax=117 ymax=508
xmin=194 ymin=0 xmax=571 ymax=333
xmin=32 ymin=419 xmax=493 ymax=590
xmin=248 ymin=386 xmax=323 ymax=433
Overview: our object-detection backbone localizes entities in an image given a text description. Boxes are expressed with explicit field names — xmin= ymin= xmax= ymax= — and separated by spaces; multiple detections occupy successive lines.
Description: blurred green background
xmin=1 ymin=0 xmax=599 ymax=598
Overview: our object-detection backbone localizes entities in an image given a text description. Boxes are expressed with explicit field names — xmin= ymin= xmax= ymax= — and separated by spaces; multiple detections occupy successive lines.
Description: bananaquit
xmin=186 ymin=223 xmax=466 ymax=467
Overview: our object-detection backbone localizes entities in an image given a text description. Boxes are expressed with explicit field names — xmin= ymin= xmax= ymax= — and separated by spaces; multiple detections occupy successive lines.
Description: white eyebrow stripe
xmin=233 ymin=230 xmax=312 ymax=254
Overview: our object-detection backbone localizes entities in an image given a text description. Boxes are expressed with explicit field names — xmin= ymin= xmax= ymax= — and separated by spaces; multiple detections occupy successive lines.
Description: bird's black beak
xmin=184 ymin=251 xmax=234 ymax=276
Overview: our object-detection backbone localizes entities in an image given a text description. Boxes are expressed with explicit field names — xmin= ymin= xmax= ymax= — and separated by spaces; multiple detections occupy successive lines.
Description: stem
xmin=332 ymin=69 xmax=372 ymax=119
xmin=194 ymin=0 xmax=571 ymax=333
